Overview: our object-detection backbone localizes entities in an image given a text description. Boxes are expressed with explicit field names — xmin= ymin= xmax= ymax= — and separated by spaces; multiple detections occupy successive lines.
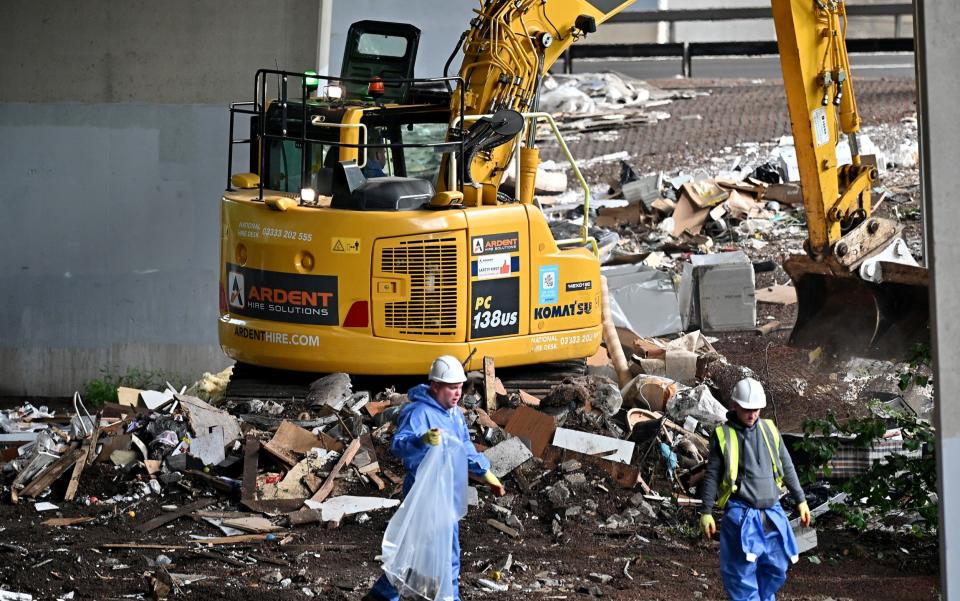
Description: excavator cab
xmin=340 ymin=20 xmax=421 ymax=103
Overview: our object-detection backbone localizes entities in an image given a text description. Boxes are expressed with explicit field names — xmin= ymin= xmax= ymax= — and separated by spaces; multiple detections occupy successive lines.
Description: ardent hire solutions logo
xmin=228 ymin=272 xmax=245 ymax=308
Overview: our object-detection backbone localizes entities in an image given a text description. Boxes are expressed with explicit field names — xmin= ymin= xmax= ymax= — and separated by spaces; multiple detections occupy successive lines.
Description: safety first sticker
xmin=473 ymin=253 xmax=520 ymax=280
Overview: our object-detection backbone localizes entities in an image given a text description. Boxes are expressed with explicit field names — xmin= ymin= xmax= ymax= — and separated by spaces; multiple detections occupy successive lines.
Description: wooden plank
xmin=239 ymin=433 xmax=309 ymax=513
xmin=136 ymin=498 xmax=215 ymax=533
xmin=187 ymin=549 xmax=248 ymax=567
xmin=221 ymin=517 xmax=283 ymax=534
xmin=309 ymin=438 xmax=362 ymax=503
xmin=486 ymin=518 xmax=520 ymax=539
xmin=367 ymin=472 xmax=386 ymax=491
xmin=19 ymin=447 xmax=83 ymax=498
xmin=195 ymin=534 xmax=272 ymax=546
xmin=483 ymin=356 xmax=497 ymax=412
xmin=240 ymin=435 xmax=260 ymax=504
xmin=43 ymin=516 xmax=96 ymax=527
xmin=65 ymin=413 xmax=103 ymax=501
xmin=102 ymin=543 xmax=189 ymax=550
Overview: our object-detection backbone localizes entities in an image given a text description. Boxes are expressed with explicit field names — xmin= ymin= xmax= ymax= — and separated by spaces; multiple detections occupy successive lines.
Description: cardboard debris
xmin=117 ymin=386 xmax=142 ymax=407
xmin=221 ymin=516 xmax=282 ymax=534
xmin=671 ymin=192 xmax=711 ymax=237
xmin=504 ymin=406 xmax=556 ymax=458
xmin=756 ymin=283 xmax=798 ymax=305
xmin=262 ymin=421 xmax=343 ymax=467
xmin=682 ymin=180 xmax=729 ymax=208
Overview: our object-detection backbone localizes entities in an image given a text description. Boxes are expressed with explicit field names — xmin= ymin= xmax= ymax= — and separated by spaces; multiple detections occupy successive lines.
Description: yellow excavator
xmin=220 ymin=0 xmax=925 ymax=388
xmin=770 ymin=0 xmax=928 ymax=358
xmin=219 ymin=1 xmax=636 ymax=379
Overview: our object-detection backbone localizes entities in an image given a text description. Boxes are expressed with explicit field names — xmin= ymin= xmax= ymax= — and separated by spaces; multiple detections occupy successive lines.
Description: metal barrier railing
xmin=226 ymin=69 xmax=466 ymax=198
xmin=562 ymin=3 xmax=914 ymax=75
xmin=563 ymin=37 xmax=915 ymax=77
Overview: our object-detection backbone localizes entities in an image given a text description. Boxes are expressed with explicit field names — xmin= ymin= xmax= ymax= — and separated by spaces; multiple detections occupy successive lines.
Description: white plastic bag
xmin=381 ymin=433 xmax=466 ymax=601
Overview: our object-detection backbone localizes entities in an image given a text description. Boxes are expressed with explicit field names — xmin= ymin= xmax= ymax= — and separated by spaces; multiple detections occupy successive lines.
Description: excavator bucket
xmin=784 ymin=255 xmax=930 ymax=359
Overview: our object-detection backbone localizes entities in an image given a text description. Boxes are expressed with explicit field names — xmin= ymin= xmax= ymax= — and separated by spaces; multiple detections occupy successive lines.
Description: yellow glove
xmin=421 ymin=428 xmax=441 ymax=446
xmin=700 ymin=514 xmax=717 ymax=540
xmin=483 ymin=471 xmax=506 ymax=497
xmin=798 ymin=501 xmax=811 ymax=527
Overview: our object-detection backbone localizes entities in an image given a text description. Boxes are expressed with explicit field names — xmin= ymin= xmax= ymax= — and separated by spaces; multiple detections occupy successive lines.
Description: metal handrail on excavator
xmin=451 ymin=111 xmax=598 ymax=257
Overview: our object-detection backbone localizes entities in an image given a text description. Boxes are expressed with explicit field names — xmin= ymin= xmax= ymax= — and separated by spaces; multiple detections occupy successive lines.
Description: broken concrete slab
xmin=552 ymin=428 xmax=635 ymax=465
xmin=483 ymin=436 xmax=534 ymax=478
xmin=307 ymin=373 xmax=352 ymax=415
xmin=189 ymin=425 xmax=226 ymax=466
xmin=303 ymin=495 xmax=399 ymax=523
xmin=177 ymin=394 xmax=242 ymax=448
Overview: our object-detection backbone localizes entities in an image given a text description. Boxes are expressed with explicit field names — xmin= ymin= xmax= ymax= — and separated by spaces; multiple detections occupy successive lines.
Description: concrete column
xmin=914 ymin=0 xmax=960 ymax=598
xmin=316 ymin=0 xmax=333 ymax=76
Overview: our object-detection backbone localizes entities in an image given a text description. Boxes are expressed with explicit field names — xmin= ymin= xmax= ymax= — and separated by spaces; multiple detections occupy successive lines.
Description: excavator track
xmin=494 ymin=359 xmax=588 ymax=399
xmin=224 ymin=360 xmax=588 ymax=406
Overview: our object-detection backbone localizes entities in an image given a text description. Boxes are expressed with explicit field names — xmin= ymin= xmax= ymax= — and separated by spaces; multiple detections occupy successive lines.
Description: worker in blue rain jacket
xmin=698 ymin=377 xmax=811 ymax=601
xmin=364 ymin=355 xmax=506 ymax=601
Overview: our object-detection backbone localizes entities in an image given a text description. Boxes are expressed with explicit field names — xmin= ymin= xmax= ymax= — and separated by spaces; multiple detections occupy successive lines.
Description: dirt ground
xmin=0 ymin=463 xmax=939 ymax=601
xmin=0 ymin=76 xmax=940 ymax=600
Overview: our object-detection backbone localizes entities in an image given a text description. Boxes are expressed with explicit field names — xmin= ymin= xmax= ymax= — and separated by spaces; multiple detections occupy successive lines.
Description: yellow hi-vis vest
xmin=715 ymin=418 xmax=784 ymax=509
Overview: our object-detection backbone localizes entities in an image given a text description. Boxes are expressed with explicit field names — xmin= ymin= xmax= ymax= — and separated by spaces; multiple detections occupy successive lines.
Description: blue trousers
xmin=719 ymin=503 xmax=793 ymax=601
xmin=370 ymin=522 xmax=461 ymax=601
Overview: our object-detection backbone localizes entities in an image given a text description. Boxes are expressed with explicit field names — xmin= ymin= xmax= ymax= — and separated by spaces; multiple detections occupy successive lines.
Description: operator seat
xmin=331 ymin=160 xmax=433 ymax=211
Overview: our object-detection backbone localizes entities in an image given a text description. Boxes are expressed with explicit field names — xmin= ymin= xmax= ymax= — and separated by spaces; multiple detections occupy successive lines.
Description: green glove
xmin=700 ymin=514 xmax=717 ymax=540
xmin=798 ymin=501 xmax=811 ymax=527
xmin=421 ymin=428 xmax=441 ymax=446
xmin=483 ymin=471 xmax=506 ymax=497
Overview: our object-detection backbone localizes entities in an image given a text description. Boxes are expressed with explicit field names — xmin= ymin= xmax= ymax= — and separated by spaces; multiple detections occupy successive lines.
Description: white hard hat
xmin=731 ymin=377 xmax=766 ymax=410
xmin=428 ymin=355 xmax=467 ymax=384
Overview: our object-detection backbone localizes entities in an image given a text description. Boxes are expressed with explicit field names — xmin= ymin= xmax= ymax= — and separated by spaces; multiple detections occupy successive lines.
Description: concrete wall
xmin=0 ymin=0 xmax=318 ymax=395
xmin=667 ymin=0 xmax=912 ymax=42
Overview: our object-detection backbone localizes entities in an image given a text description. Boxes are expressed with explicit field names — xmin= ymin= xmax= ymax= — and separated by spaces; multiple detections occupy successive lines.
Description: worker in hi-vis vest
xmin=698 ymin=377 xmax=811 ymax=601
